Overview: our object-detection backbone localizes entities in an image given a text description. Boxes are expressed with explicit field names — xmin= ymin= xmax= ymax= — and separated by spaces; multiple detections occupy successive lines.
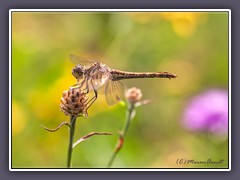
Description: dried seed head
xmin=60 ymin=88 xmax=88 ymax=116
xmin=125 ymin=87 xmax=143 ymax=104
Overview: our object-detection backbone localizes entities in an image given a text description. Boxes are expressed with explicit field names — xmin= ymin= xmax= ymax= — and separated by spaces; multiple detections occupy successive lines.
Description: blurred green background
xmin=12 ymin=11 xmax=229 ymax=168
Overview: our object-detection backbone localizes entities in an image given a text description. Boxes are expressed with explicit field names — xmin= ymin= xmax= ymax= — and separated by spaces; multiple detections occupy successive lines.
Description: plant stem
xmin=107 ymin=104 xmax=135 ymax=168
xmin=67 ymin=115 xmax=77 ymax=168
xmin=122 ymin=104 xmax=134 ymax=138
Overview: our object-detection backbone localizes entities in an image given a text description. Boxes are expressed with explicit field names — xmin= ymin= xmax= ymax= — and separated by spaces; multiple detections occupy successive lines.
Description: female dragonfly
xmin=70 ymin=54 xmax=177 ymax=110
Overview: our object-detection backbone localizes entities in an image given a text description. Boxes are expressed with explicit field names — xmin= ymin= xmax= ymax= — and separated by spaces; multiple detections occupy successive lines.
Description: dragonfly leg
xmin=70 ymin=79 xmax=85 ymax=90
xmin=70 ymin=78 xmax=90 ymax=95
xmin=84 ymin=79 xmax=98 ymax=113
xmin=83 ymin=79 xmax=90 ymax=94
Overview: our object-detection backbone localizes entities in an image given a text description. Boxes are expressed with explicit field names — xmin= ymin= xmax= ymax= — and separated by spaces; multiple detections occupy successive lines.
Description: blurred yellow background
xmin=11 ymin=11 xmax=229 ymax=168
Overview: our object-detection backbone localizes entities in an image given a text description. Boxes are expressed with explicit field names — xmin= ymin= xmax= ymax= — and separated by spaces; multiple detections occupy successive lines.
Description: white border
xmin=228 ymin=9 xmax=231 ymax=171
xmin=9 ymin=9 xmax=231 ymax=171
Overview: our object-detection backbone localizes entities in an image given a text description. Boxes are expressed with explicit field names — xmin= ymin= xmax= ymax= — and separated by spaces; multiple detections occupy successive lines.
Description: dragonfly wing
xmin=88 ymin=71 xmax=110 ymax=91
xmin=69 ymin=54 xmax=96 ymax=66
xmin=105 ymin=80 xmax=125 ymax=106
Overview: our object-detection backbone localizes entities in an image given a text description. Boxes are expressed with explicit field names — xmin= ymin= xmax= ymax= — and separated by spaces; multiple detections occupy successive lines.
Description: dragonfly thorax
xmin=72 ymin=64 xmax=85 ymax=80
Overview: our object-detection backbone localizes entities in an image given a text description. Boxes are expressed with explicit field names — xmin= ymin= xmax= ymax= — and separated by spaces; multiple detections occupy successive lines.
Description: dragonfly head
xmin=72 ymin=64 xmax=85 ymax=80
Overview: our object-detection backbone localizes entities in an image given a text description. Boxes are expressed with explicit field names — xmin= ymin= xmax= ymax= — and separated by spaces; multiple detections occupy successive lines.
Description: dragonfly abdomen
xmin=111 ymin=70 xmax=177 ymax=81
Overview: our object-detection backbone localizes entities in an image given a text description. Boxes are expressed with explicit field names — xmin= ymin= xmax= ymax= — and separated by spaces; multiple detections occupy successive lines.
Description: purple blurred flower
xmin=182 ymin=89 xmax=228 ymax=135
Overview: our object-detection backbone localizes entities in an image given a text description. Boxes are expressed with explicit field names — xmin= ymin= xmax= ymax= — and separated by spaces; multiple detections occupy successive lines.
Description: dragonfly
xmin=70 ymin=54 xmax=177 ymax=110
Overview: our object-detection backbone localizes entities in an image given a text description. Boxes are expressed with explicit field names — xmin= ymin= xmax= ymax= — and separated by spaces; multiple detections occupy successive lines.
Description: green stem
xmin=122 ymin=104 xmax=134 ymax=138
xmin=67 ymin=115 xmax=77 ymax=168
xmin=107 ymin=104 xmax=135 ymax=168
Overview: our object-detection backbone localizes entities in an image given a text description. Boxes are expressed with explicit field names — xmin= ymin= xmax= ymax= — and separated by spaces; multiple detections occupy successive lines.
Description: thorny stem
xmin=107 ymin=103 xmax=135 ymax=168
xmin=67 ymin=115 xmax=77 ymax=168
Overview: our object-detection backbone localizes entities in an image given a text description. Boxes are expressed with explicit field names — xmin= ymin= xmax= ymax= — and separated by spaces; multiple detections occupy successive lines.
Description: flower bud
xmin=125 ymin=87 xmax=142 ymax=104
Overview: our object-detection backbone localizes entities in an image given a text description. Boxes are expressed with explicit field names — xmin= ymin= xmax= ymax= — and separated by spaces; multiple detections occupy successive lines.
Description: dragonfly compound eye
xmin=72 ymin=65 xmax=84 ymax=79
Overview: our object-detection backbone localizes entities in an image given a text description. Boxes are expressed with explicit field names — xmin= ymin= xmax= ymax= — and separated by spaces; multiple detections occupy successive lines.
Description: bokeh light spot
xmin=12 ymin=101 xmax=27 ymax=136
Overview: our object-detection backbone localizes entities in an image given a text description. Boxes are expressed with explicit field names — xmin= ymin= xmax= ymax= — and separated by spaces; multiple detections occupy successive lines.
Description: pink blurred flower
xmin=182 ymin=89 xmax=228 ymax=135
